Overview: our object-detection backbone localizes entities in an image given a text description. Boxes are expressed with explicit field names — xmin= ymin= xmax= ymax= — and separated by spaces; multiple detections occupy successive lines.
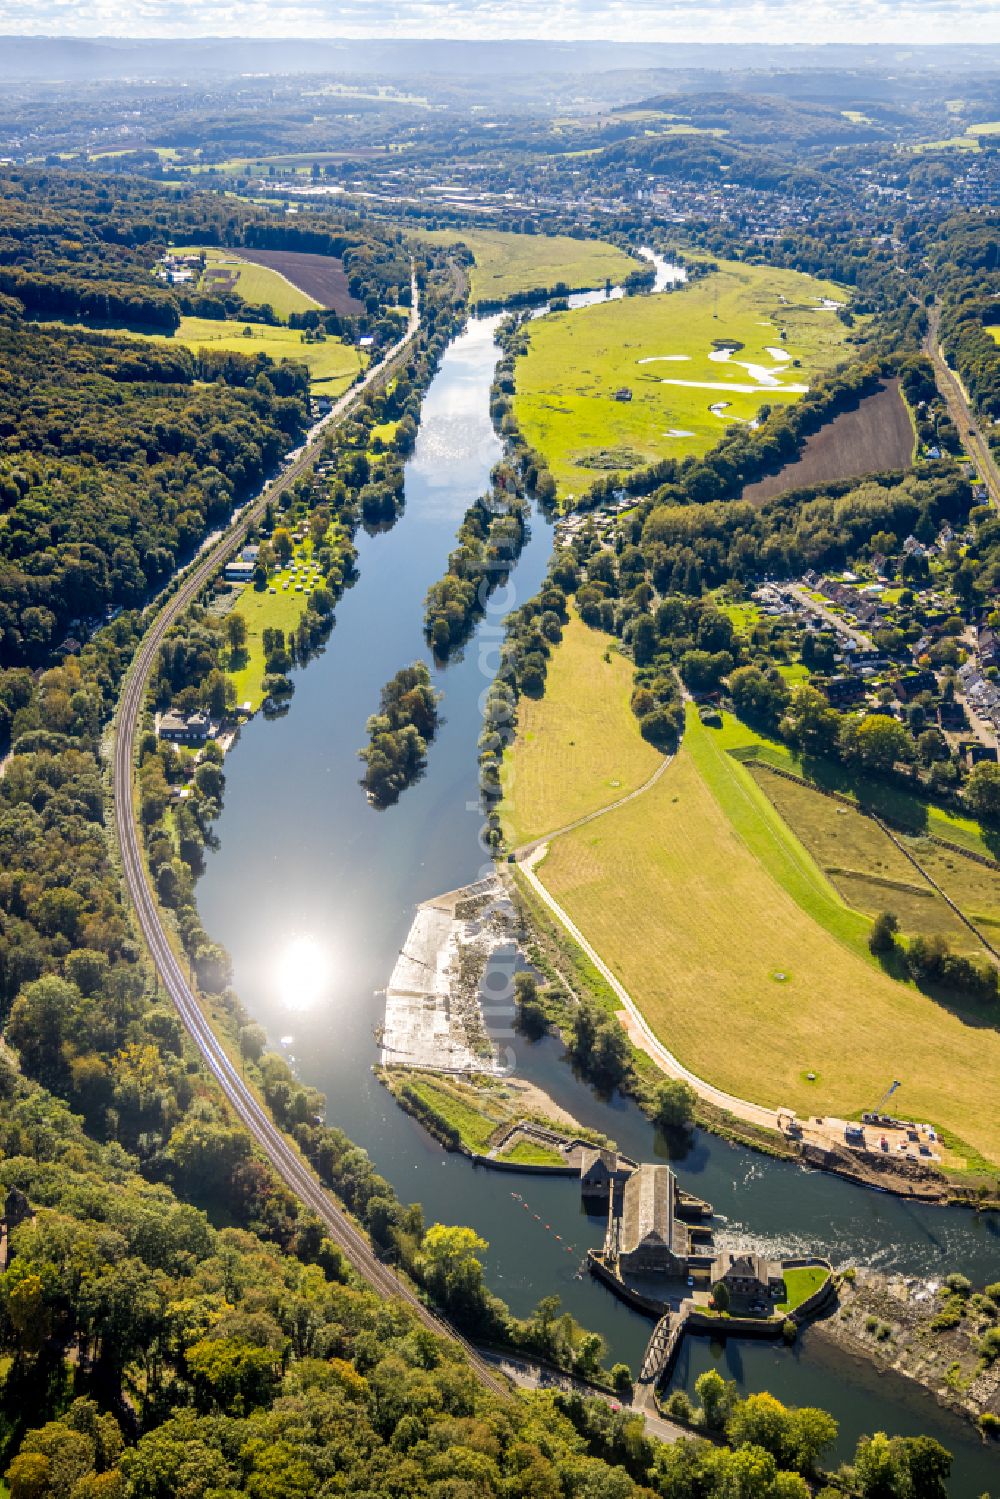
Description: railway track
xmin=110 ymin=281 xmax=509 ymax=1400
xmin=924 ymin=302 xmax=1000 ymax=510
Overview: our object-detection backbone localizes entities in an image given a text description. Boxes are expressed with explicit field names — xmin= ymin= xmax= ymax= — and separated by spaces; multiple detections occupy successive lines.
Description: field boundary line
xmin=516 ymin=847 xmax=779 ymax=1132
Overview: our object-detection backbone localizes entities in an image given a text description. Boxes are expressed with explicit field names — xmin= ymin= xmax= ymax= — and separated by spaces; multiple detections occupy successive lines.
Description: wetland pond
xmin=198 ymin=281 xmax=998 ymax=1492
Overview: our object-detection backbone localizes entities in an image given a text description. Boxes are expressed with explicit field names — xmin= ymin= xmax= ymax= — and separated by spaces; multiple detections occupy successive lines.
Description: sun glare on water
xmin=276 ymin=935 xmax=331 ymax=1013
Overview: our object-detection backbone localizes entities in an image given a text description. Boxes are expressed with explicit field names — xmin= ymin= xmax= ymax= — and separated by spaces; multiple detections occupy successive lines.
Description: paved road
xmin=477 ymin=1348 xmax=687 ymax=1444
xmin=518 ymin=845 xmax=779 ymax=1133
xmin=784 ymin=583 xmax=873 ymax=651
xmin=924 ymin=303 xmax=1000 ymax=510
xmin=111 ymin=280 xmax=508 ymax=1401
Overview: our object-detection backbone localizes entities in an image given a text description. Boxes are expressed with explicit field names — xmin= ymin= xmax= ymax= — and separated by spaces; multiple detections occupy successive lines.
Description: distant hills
xmin=1 ymin=37 xmax=1000 ymax=84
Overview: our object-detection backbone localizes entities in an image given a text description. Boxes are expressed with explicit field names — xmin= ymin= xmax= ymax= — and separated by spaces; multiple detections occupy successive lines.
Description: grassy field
xmin=418 ymin=228 xmax=639 ymax=304
xmin=136 ymin=318 xmax=360 ymax=394
xmin=914 ymin=120 xmax=1000 ymax=153
xmin=499 ymin=610 xmax=663 ymax=846
xmin=775 ymin=1266 xmax=830 ymax=1314
xmin=223 ymin=531 xmax=346 ymax=709
xmin=717 ymin=713 xmax=997 ymax=861
xmin=749 ymin=765 xmax=1000 ymax=955
xmin=536 ymin=705 xmax=1000 ymax=1165
xmin=512 ymin=258 xmax=852 ymax=498
xmin=171 ymin=244 xmax=320 ymax=320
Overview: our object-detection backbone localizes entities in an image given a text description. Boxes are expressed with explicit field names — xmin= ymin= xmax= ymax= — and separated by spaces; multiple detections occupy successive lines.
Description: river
xmin=198 ymin=277 xmax=998 ymax=1491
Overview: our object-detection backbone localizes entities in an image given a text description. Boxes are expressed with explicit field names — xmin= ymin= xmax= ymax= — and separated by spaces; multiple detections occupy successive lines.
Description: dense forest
xmin=0 ymin=299 xmax=307 ymax=668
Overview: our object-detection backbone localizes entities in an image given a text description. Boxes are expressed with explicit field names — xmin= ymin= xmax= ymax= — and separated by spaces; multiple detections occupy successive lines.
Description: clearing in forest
xmin=513 ymin=257 xmax=852 ymax=497
xmin=499 ymin=610 xmax=662 ymax=847
xmin=535 ymin=706 xmax=1000 ymax=1167
xmin=170 ymin=244 xmax=321 ymax=320
xmin=419 ymin=228 xmax=639 ymax=304
xmin=137 ymin=317 xmax=361 ymax=393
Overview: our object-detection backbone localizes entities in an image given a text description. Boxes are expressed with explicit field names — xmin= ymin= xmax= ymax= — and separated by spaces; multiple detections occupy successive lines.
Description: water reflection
xmin=274 ymin=935 xmax=331 ymax=1013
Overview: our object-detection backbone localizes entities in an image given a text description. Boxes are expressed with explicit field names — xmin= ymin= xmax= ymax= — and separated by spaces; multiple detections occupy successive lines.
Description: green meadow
xmin=418 ymin=227 xmax=640 ymax=304
xmin=512 ymin=258 xmax=853 ymax=498
xmin=132 ymin=317 xmax=360 ymax=394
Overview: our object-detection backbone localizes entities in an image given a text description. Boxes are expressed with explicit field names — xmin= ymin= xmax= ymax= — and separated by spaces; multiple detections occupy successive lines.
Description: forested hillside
xmin=0 ymin=300 xmax=308 ymax=667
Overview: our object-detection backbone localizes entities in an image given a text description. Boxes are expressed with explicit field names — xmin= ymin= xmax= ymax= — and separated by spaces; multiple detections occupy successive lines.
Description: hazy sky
xmin=1 ymin=0 xmax=998 ymax=45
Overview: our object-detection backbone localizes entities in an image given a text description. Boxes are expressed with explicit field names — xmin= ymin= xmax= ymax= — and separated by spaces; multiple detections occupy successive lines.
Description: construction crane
xmin=869 ymin=1080 xmax=902 ymax=1117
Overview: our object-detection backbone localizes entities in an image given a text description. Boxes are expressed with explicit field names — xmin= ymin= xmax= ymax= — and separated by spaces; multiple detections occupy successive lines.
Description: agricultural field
xmin=719 ymin=713 xmax=998 ymax=861
xmin=499 ymin=610 xmax=663 ymax=847
xmin=229 ymin=248 xmax=366 ymax=314
xmin=171 ymin=244 xmax=320 ymax=320
xmin=741 ymin=379 xmax=915 ymax=504
xmin=749 ymin=764 xmax=1000 ymax=956
xmin=134 ymin=317 xmax=361 ymax=394
xmin=535 ymin=706 xmax=1000 ymax=1165
xmin=914 ymin=120 xmax=1000 ymax=152
xmin=418 ymin=228 xmax=639 ymax=305
xmin=512 ymin=258 xmax=853 ymax=499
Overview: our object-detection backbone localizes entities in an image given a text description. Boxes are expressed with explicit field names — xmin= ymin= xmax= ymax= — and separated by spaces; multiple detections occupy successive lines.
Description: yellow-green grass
xmin=774 ymin=1266 xmax=830 ymax=1314
xmin=417 ymin=228 xmax=639 ymax=304
xmin=512 ymin=258 xmax=852 ymax=497
xmin=749 ymin=764 xmax=1000 ymax=957
xmin=402 ymin=1074 xmax=500 ymax=1153
xmin=914 ymin=134 xmax=982 ymax=153
xmin=990 ymin=327 xmax=1000 ymax=347
xmin=716 ymin=713 xmax=997 ymax=861
xmin=537 ymin=706 xmax=1000 ymax=1165
xmin=499 ymin=610 xmax=662 ymax=846
xmin=225 ymin=533 xmax=343 ymax=709
xmin=130 ymin=318 xmax=360 ymax=394
xmin=915 ymin=118 xmax=1000 ymax=152
xmin=499 ymin=1140 xmax=565 ymax=1166
xmin=171 ymin=244 xmax=320 ymax=320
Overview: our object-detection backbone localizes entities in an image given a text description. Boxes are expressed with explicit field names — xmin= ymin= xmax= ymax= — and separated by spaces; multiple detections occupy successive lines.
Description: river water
xmin=198 ymin=285 xmax=998 ymax=1491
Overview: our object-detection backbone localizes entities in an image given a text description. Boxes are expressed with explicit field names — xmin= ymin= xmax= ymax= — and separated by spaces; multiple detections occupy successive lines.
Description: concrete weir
xmin=380 ymin=876 xmax=515 ymax=1073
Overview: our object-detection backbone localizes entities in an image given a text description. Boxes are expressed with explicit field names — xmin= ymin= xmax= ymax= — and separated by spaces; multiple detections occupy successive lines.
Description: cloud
xmin=0 ymin=0 xmax=997 ymax=44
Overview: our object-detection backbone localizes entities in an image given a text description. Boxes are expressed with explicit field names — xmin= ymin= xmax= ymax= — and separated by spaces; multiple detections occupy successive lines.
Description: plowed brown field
xmin=743 ymin=378 xmax=914 ymax=504
xmin=236 ymin=249 xmax=365 ymax=314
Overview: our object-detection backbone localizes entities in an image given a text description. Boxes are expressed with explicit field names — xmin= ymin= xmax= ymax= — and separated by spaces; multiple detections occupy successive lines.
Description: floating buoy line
xmin=510 ymin=1192 xmax=588 ymax=1278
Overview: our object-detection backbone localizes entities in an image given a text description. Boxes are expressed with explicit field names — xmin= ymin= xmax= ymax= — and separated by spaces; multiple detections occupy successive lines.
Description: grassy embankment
xmin=171 ymin=244 xmax=321 ymax=321
xmin=512 ymin=258 xmax=853 ymax=497
xmin=499 ymin=609 xmax=663 ymax=847
xmin=535 ymin=703 xmax=1000 ymax=1166
xmin=418 ymin=228 xmax=640 ymax=304
xmin=381 ymin=1069 xmax=609 ymax=1164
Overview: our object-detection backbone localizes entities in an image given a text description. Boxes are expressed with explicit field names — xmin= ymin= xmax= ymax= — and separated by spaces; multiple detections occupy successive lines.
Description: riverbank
xmin=813 ymin=1268 xmax=1000 ymax=1437
xmin=193 ymin=296 xmax=1000 ymax=1490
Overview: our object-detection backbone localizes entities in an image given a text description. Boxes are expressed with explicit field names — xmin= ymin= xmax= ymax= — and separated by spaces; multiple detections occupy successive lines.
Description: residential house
xmin=224 ymin=559 xmax=256 ymax=584
xmin=158 ymin=709 xmax=211 ymax=745
xmin=711 ymin=1252 xmax=785 ymax=1312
